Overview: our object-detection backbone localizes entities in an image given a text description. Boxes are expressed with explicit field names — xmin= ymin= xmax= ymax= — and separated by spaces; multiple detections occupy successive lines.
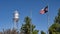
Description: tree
xmin=20 ymin=16 xmax=31 ymax=34
xmin=20 ymin=16 xmax=39 ymax=34
xmin=32 ymin=24 xmax=39 ymax=34
xmin=32 ymin=30 xmax=39 ymax=34
xmin=41 ymin=31 xmax=46 ymax=34
xmin=2 ymin=28 xmax=18 ymax=34
xmin=54 ymin=8 xmax=60 ymax=24
xmin=11 ymin=28 xmax=18 ymax=34
xmin=49 ymin=8 xmax=60 ymax=34
xmin=0 ymin=32 xmax=3 ymax=34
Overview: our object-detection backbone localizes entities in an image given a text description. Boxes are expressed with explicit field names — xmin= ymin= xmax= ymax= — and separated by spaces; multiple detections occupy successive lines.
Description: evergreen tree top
xmin=54 ymin=8 xmax=60 ymax=24
xmin=58 ymin=8 xmax=60 ymax=16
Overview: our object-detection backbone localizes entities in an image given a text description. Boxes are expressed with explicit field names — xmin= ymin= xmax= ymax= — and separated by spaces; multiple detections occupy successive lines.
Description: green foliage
xmin=41 ymin=31 xmax=46 ymax=34
xmin=58 ymin=8 xmax=60 ymax=16
xmin=32 ymin=24 xmax=39 ymax=34
xmin=49 ymin=23 xmax=60 ymax=34
xmin=20 ymin=16 xmax=31 ymax=34
xmin=20 ymin=16 xmax=39 ymax=34
xmin=54 ymin=8 xmax=60 ymax=24
xmin=32 ymin=30 xmax=39 ymax=34
xmin=49 ymin=8 xmax=60 ymax=34
xmin=2 ymin=29 xmax=18 ymax=34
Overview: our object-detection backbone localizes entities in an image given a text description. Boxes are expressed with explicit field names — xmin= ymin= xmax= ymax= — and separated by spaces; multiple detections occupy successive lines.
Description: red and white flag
xmin=40 ymin=9 xmax=45 ymax=14
xmin=40 ymin=6 xmax=48 ymax=14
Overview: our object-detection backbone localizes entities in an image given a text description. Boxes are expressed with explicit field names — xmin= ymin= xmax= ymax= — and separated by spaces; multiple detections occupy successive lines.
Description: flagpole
xmin=30 ymin=10 xmax=32 ymax=34
xmin=46 ymin=12 xmax=49 ymax=34
xmin=46 ymin=6 xmax=49 ymax=34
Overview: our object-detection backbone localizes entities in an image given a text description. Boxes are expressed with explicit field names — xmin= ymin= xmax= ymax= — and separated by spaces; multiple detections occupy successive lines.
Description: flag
xmin=40 ymin=6 xmax=48 ymax=14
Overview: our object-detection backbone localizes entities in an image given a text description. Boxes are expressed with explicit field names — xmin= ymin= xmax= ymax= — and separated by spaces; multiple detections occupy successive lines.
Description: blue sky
xmin=0 ymin=0 xmax=60 ymax=34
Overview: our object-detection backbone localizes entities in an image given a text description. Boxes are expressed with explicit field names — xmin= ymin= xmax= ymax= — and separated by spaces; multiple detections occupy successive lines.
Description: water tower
xmin=13 ymin=10 xmax=19 ymax=29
